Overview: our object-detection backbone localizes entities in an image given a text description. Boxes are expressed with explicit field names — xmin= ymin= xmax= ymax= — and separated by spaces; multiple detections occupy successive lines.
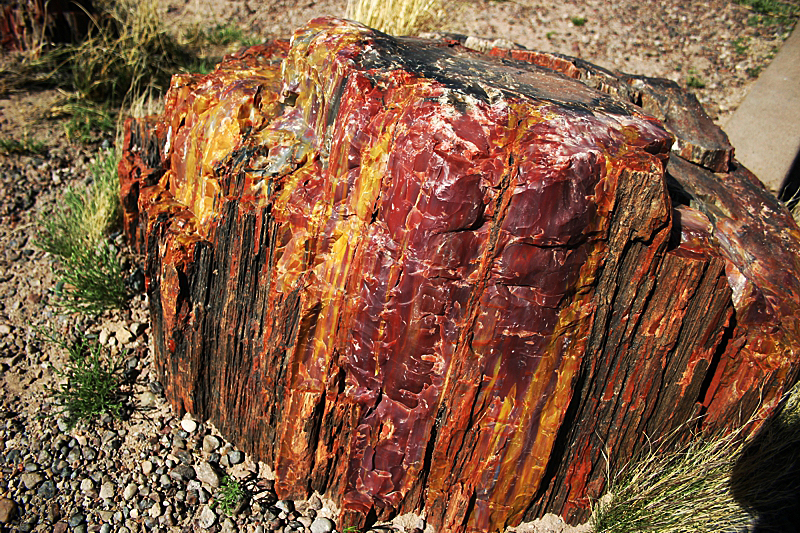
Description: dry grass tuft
xmin=345 ymin=0 xmax=448 ymax=35
xmin=592 ymin=381 xmax=800 ymax=533
xmin=591 ymin=429 xmax=752 ymax=533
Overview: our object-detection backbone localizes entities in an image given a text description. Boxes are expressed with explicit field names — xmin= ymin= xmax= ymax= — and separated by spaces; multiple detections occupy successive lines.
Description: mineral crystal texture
xmin=119 ymin=18 xmax=800 ymax=532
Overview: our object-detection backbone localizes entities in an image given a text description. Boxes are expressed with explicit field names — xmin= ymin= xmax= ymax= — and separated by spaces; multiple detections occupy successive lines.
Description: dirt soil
xmin=0 ymin=1 xmax=795 ymax=532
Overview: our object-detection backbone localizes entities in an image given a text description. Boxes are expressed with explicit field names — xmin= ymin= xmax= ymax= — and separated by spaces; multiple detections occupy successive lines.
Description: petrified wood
xmin=119 ymin=18 xmax=800 ymax=532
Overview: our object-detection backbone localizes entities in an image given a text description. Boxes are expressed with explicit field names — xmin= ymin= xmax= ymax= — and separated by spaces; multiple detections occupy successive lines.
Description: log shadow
xmin=730 ymin=389 xmax=800 ymax=532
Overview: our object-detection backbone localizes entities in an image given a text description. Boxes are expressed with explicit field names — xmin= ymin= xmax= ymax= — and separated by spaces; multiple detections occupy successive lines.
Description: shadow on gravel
xmin=730 ymin=391 xmax=800 ymax=533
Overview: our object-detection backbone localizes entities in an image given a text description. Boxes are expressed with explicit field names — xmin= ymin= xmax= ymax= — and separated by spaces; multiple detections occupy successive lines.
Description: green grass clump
xmin=59 ymin=101 xmax=116 ymax=144
xmin=206 ymin=24 xmax=260 ymax=46
xmin=686 ymin=68 xmax=706 ymax=89
xmin=213 ymin=476 xmax=245 ymax=515
xmin=53 ymin=242 xmax=129 ymax=314
xmin=0 ymin=136 xmax=46 ymax=155
xmin=42 ymin=329 xmax=125 ymax=429
xmin=738 ymin=0 xmax=800 ymax=25
xmin=36 ymin=150 xmax=128 ymax=313
xmin=732 ymin=36 xmax=750 ymax=55
xmin=571 ymin=16 xmax=588 ymax=26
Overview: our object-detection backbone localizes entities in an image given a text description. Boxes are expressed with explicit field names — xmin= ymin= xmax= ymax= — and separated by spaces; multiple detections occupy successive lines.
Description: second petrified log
xmin=119 ymin=18 xmax=800 ymax=532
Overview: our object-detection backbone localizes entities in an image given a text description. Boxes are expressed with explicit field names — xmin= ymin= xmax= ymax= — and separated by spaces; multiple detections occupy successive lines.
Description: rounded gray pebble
xmin=310 ymin=517 xmax=335 ymax=533
xmin=199 ymin=506 xmax=217 ymax=529
xmin=69 ymin=512 xmax=86 ymax=527
xmin=227 ymin=450 xmax=244 ymax=465
xmin=202 ymin=435 xmax=221 ymax=453
xmin=170 ymin=464 xmax=195 ymax=482
xmin=36 ymin=479 xmax=56 ymax=499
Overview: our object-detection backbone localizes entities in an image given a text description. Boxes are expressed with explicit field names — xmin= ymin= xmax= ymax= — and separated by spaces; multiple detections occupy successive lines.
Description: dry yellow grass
xmin=345 ymin=0 xmax=447 ymax=35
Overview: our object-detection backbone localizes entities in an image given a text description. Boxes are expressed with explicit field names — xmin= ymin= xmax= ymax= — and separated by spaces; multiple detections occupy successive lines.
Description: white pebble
xmin=123 ymin=482 xmax=138 ymax=501
xmin=199 ymin=506 xmax=217 ymax=529
xmin=181 ymin=418 xmax=198 ymax=433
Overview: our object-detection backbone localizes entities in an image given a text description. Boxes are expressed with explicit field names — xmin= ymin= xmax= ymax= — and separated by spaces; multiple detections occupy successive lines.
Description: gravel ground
xmin=0 ymin=1 xmax=796 ymax=532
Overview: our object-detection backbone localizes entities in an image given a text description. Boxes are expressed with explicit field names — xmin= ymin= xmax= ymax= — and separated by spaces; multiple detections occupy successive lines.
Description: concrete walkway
xmin=725 ymin=25 xmax=800 ymax=193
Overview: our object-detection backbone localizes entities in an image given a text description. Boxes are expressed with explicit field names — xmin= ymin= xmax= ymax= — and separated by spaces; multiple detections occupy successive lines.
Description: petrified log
xmin=119 ymin=18 xmax=800 ymax=532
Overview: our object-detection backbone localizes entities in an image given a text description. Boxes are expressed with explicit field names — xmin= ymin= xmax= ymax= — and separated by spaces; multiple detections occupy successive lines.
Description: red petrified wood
xmin=119 ymin=18 xmax=800 ymax=532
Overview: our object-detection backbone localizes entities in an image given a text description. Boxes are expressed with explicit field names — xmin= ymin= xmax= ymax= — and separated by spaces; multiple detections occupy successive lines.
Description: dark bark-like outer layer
xmin=119 ymin=18 xmax=800 ymax=532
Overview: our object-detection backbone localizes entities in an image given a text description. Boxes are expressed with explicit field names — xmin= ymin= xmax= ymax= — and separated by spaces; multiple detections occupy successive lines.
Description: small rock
xmin=47 ymin=502 xmax=62 ymax=523
xmin=309 ymin=517 xmax=335 ymax=533
xmin=19 ymin=515 xmax=38 ymax=532
xmin=37 ymin=479 xmax=57 ymax=499
xmin=100 ymin=525 xmax=111 ymax=533
xmin=80 ymin=478 xmax=95 ymax=492
xmin=285 ymin=520 xmax=305 ymax=533
xmin=227 ymin=450 xmax=244 ymax=465
xmin=123 ymin=482 xmax=138 ymax=501
xmin=174 ymin=449 xmax=193 ymax=464
xmin=194 ymin=462 xmax=222 ymax=488
xmin=20 ymin=472 xmax=44 ymax=490
xmin=170 ymin=464 xmax=196 ymax=482
xmin=149 ymin=380 xmax=164 ymax=395
xmin=99 ymin=481 xmax=115 ymax=499
xmin=148 ymin=502 xmax=162 ymax=518
xmin=82 ymin=446 xmax=97 ymax=461
xmin=108 ymin=322 xmax=134 ymax=344
xmin=180 ymin=418 xmax=198 ymax=433
xmin=298 ymin=516 xmax=313 ymax=528
xmin=139 ymin=391 xmax=156 ymax=407
xmin=308 ymin=495 xmax=323 ymax=510
xmin=202 ymin=435 xmax=221 ymax=453
xmin=220 ymin=517 xmax=238 ymax=533
xmin=0 ymin=324 xmax=11 ymax=335
xmin=275 ymin=500 xmax=294 ymax=514
xmin=199 ymin=506 xmax=217 ymax=529
xmin=68 ymin=512 xmax=86 ymax=527
xmin=0 ymin=498 xmax=17 ymax=523
xmin=53 ymin=522 xmax=68 ymax=533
